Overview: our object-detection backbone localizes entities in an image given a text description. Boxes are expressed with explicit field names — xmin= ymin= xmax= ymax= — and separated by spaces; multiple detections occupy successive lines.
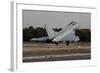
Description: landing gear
xmin=55 ymin=42 xmax=58 ymax=45
xmin=66 ymin=41 xmax=69 ymax=46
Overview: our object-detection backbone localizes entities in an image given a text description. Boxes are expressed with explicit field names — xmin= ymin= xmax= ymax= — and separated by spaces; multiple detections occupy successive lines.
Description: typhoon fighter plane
xmin=31 ymin=22 xmax=80 ymax=45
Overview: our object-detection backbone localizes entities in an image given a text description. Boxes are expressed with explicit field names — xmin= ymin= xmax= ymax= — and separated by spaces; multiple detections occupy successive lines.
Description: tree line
xmin=75 ymin=29 xmax=91 ymax=42
xmin=23 ymin=26 xmax=47 ymax=41
xmin=23 ymin=26 xmax=91 ymax=42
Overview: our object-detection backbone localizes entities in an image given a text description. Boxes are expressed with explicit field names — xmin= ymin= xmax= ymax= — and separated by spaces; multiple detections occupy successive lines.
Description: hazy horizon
xmin=23 ymin=10 xmax=91 ymax=29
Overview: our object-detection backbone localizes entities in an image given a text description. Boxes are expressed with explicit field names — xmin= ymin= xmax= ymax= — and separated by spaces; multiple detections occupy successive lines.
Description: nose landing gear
xmin=65 ymin=41 xmax=69 ymax=46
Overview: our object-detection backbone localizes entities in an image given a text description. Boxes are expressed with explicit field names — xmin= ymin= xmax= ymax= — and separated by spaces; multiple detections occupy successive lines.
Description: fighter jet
xmin=44 ymin=22 xmax=79 ymax=45
xmin=30 ymin=22 xmax=80 ymax=45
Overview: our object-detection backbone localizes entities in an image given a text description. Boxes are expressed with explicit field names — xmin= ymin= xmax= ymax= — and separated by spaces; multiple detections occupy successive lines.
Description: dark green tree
xmin=75 ymin=29 xmax=91 ymax=42
xmin=23 ymin=26 xmax=48 ymax=42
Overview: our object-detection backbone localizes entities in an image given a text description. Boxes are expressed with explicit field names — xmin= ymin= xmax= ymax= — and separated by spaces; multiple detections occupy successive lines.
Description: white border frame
xmin=11 ymin=1 xmax=97 ymax=71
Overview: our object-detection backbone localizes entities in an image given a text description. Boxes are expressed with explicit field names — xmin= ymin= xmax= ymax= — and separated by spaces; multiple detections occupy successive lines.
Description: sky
xmin=23 ymin=10 xmax=91 ymax=29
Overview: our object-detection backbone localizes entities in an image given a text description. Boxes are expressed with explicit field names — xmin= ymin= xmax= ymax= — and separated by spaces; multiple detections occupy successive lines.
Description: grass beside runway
xmin=23 ymin=42 xmax=90 ymax=56
xmin=23 ymin=48 xmax=90 ymax=57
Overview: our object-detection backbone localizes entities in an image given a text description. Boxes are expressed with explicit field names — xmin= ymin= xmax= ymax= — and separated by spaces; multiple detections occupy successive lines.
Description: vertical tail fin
xmin=44 ymin=24 xmax=55 ymax=39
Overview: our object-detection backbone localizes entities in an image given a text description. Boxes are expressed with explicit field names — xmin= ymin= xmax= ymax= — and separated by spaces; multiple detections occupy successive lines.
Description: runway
xmin=23 ymin=53 xmax=90 ymax=62
xmin=23 ymin=42 xmax=91 ymax=62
